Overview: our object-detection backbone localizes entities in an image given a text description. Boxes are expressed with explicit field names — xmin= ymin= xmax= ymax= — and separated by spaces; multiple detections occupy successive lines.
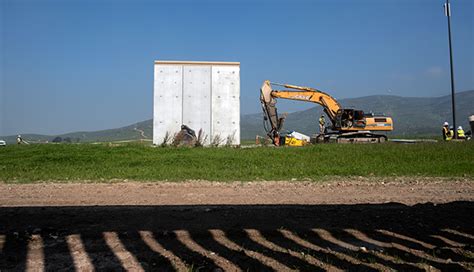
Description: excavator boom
xmin=270 ymin=91 xmax=341 ymax=120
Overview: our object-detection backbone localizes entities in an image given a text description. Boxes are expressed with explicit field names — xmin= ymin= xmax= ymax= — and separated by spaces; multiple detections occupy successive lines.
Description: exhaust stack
xmin=469 ymin=115 xmax=474 ymax=133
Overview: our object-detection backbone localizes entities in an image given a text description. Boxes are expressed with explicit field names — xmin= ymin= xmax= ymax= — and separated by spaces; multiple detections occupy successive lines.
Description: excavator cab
xmin=334 ymin=109 xmax=366 ymax=130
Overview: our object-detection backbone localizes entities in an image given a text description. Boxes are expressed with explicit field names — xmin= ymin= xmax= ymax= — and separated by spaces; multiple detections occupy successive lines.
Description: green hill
xmin=241 ymin=90 xmax=474 ymax=139
xmin=1 ymin=120 xmax=153 ymax=144
xmin=2 ymin=91 xmax=473 ymax=143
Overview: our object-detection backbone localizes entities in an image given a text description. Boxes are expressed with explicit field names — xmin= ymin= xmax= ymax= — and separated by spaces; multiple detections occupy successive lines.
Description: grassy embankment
xmin=0 ymin=142 xmax=472 ymax=182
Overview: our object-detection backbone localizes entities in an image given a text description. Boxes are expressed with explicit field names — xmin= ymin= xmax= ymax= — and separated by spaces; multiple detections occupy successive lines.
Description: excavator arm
xmin=260 ymin=80 xmax=342 ymax=144
xmin=271 ymin=91 xmax=341 ymax=120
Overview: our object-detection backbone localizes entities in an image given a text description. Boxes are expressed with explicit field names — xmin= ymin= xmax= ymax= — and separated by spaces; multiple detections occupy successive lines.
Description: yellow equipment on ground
xmin=284 ymin=136 xmax=307 ymax=147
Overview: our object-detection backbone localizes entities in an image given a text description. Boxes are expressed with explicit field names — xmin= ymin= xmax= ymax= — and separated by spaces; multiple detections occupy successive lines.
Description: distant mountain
xmin=1 ymin=120 xmax=153 ymax=144
xmin=2 ymin=91 xmax=473 ymax=143
xmin=241 ymin=90 xmax=474 ymax=139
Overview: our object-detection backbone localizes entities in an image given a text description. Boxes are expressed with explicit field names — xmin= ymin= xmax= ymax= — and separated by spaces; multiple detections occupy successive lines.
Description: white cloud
xmin=390 ymin=72 xmax=415 ymax=81
xmin=425 ymin=66 xmax=443 ymax=77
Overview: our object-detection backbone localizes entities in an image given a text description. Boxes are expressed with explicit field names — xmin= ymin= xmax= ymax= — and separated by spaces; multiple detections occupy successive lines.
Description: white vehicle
xmin=0 ymin=140 xmax=6 ymax=147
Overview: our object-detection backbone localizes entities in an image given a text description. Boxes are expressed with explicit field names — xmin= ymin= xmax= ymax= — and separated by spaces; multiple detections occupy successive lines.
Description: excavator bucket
xmin=260 ymin=80 xmax=273 ymax=104
xmin=260 ymin=81 xmax=283 ymax=130
xmin=260 ymin=81 xmax=285 ymax=145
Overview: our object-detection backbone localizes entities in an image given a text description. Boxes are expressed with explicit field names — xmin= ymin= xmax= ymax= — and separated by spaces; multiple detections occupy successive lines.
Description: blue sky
xmin=1 ymin=0 xmax=473 ymax=135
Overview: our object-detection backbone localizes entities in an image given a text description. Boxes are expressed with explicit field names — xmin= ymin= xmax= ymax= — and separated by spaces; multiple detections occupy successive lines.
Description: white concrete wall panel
xmin=154 ymin=61 xmax=240 ymax=146
xmin=153 ymin=65 xmax=183 ymax=144
xmin=211 ymin=66 xmax=240 ymax=145
xmin=183 ymin=66 xmax=211 ymax=144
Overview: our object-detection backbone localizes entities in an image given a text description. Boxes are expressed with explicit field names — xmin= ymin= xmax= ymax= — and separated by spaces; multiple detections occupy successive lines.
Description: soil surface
xmin=1 ymin=178 xmax=473 ymax=271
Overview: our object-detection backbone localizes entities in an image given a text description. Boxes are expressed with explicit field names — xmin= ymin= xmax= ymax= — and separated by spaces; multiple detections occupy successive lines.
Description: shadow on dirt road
xmin=1 ymin=202 xmax=473 ymax=271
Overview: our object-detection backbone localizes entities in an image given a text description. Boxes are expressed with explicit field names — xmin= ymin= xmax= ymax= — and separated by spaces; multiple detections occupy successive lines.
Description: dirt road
xmin=1 ymin=178 xmax=473 ymax=271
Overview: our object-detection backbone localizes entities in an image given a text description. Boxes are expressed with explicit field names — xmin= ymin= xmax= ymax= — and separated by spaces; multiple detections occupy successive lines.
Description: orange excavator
xmin=260 ymin=80 xmax=393 ymax=145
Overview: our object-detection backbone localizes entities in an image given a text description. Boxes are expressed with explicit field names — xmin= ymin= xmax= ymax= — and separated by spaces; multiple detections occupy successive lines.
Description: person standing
xmin=16 ymin=135 xmax=23 ymax=145
xmin=457 ymin=126 xmax=465 ymax=139
xmin=319 ymin=115 xmax=326 ymax=134
xmin=442 ymin=122 xmax=450 ymax=140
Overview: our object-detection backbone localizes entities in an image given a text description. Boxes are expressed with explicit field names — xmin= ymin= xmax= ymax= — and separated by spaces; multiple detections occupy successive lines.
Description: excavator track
xmin=322 ymin=132 xmax=387 ymax=143
xmin=310 ymin=131 xmax=389 ymax=144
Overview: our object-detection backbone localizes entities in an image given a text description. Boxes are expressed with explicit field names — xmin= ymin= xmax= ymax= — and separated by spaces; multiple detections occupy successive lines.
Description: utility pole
xmin=444 ymin=0 xmax=457 ymax=138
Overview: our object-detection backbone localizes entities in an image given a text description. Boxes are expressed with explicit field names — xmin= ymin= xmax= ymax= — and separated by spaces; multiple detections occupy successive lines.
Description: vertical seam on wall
xmin=153 ymin=64 xmax=156 ymax=144
xmin=237 ymin=66 xmax=240 ymax=145
xmin=181 ymin=65 xmax=184 ymax=126
xmin=210 ymin=65 xmax=213 ymax=143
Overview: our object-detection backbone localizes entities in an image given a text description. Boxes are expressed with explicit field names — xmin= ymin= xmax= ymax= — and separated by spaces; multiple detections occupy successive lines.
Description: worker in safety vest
xmin=457 ymin=126 xmax=465 ymax=139
xmin=442 ymin=122 xmax=451 ymax=141
xmin=319 ymin=115 xmax=326 ymax=134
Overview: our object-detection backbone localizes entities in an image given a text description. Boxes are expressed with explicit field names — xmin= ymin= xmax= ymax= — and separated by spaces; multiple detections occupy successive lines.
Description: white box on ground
xmin=153 ymin=60 xmax=240 ymax=146
xmin=288 ymin=131 xmax=310 ymax=141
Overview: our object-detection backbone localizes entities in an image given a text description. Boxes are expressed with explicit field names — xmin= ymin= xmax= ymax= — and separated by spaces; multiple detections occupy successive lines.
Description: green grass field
xmin=0 ymin=142 xmax=473 ymax=183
